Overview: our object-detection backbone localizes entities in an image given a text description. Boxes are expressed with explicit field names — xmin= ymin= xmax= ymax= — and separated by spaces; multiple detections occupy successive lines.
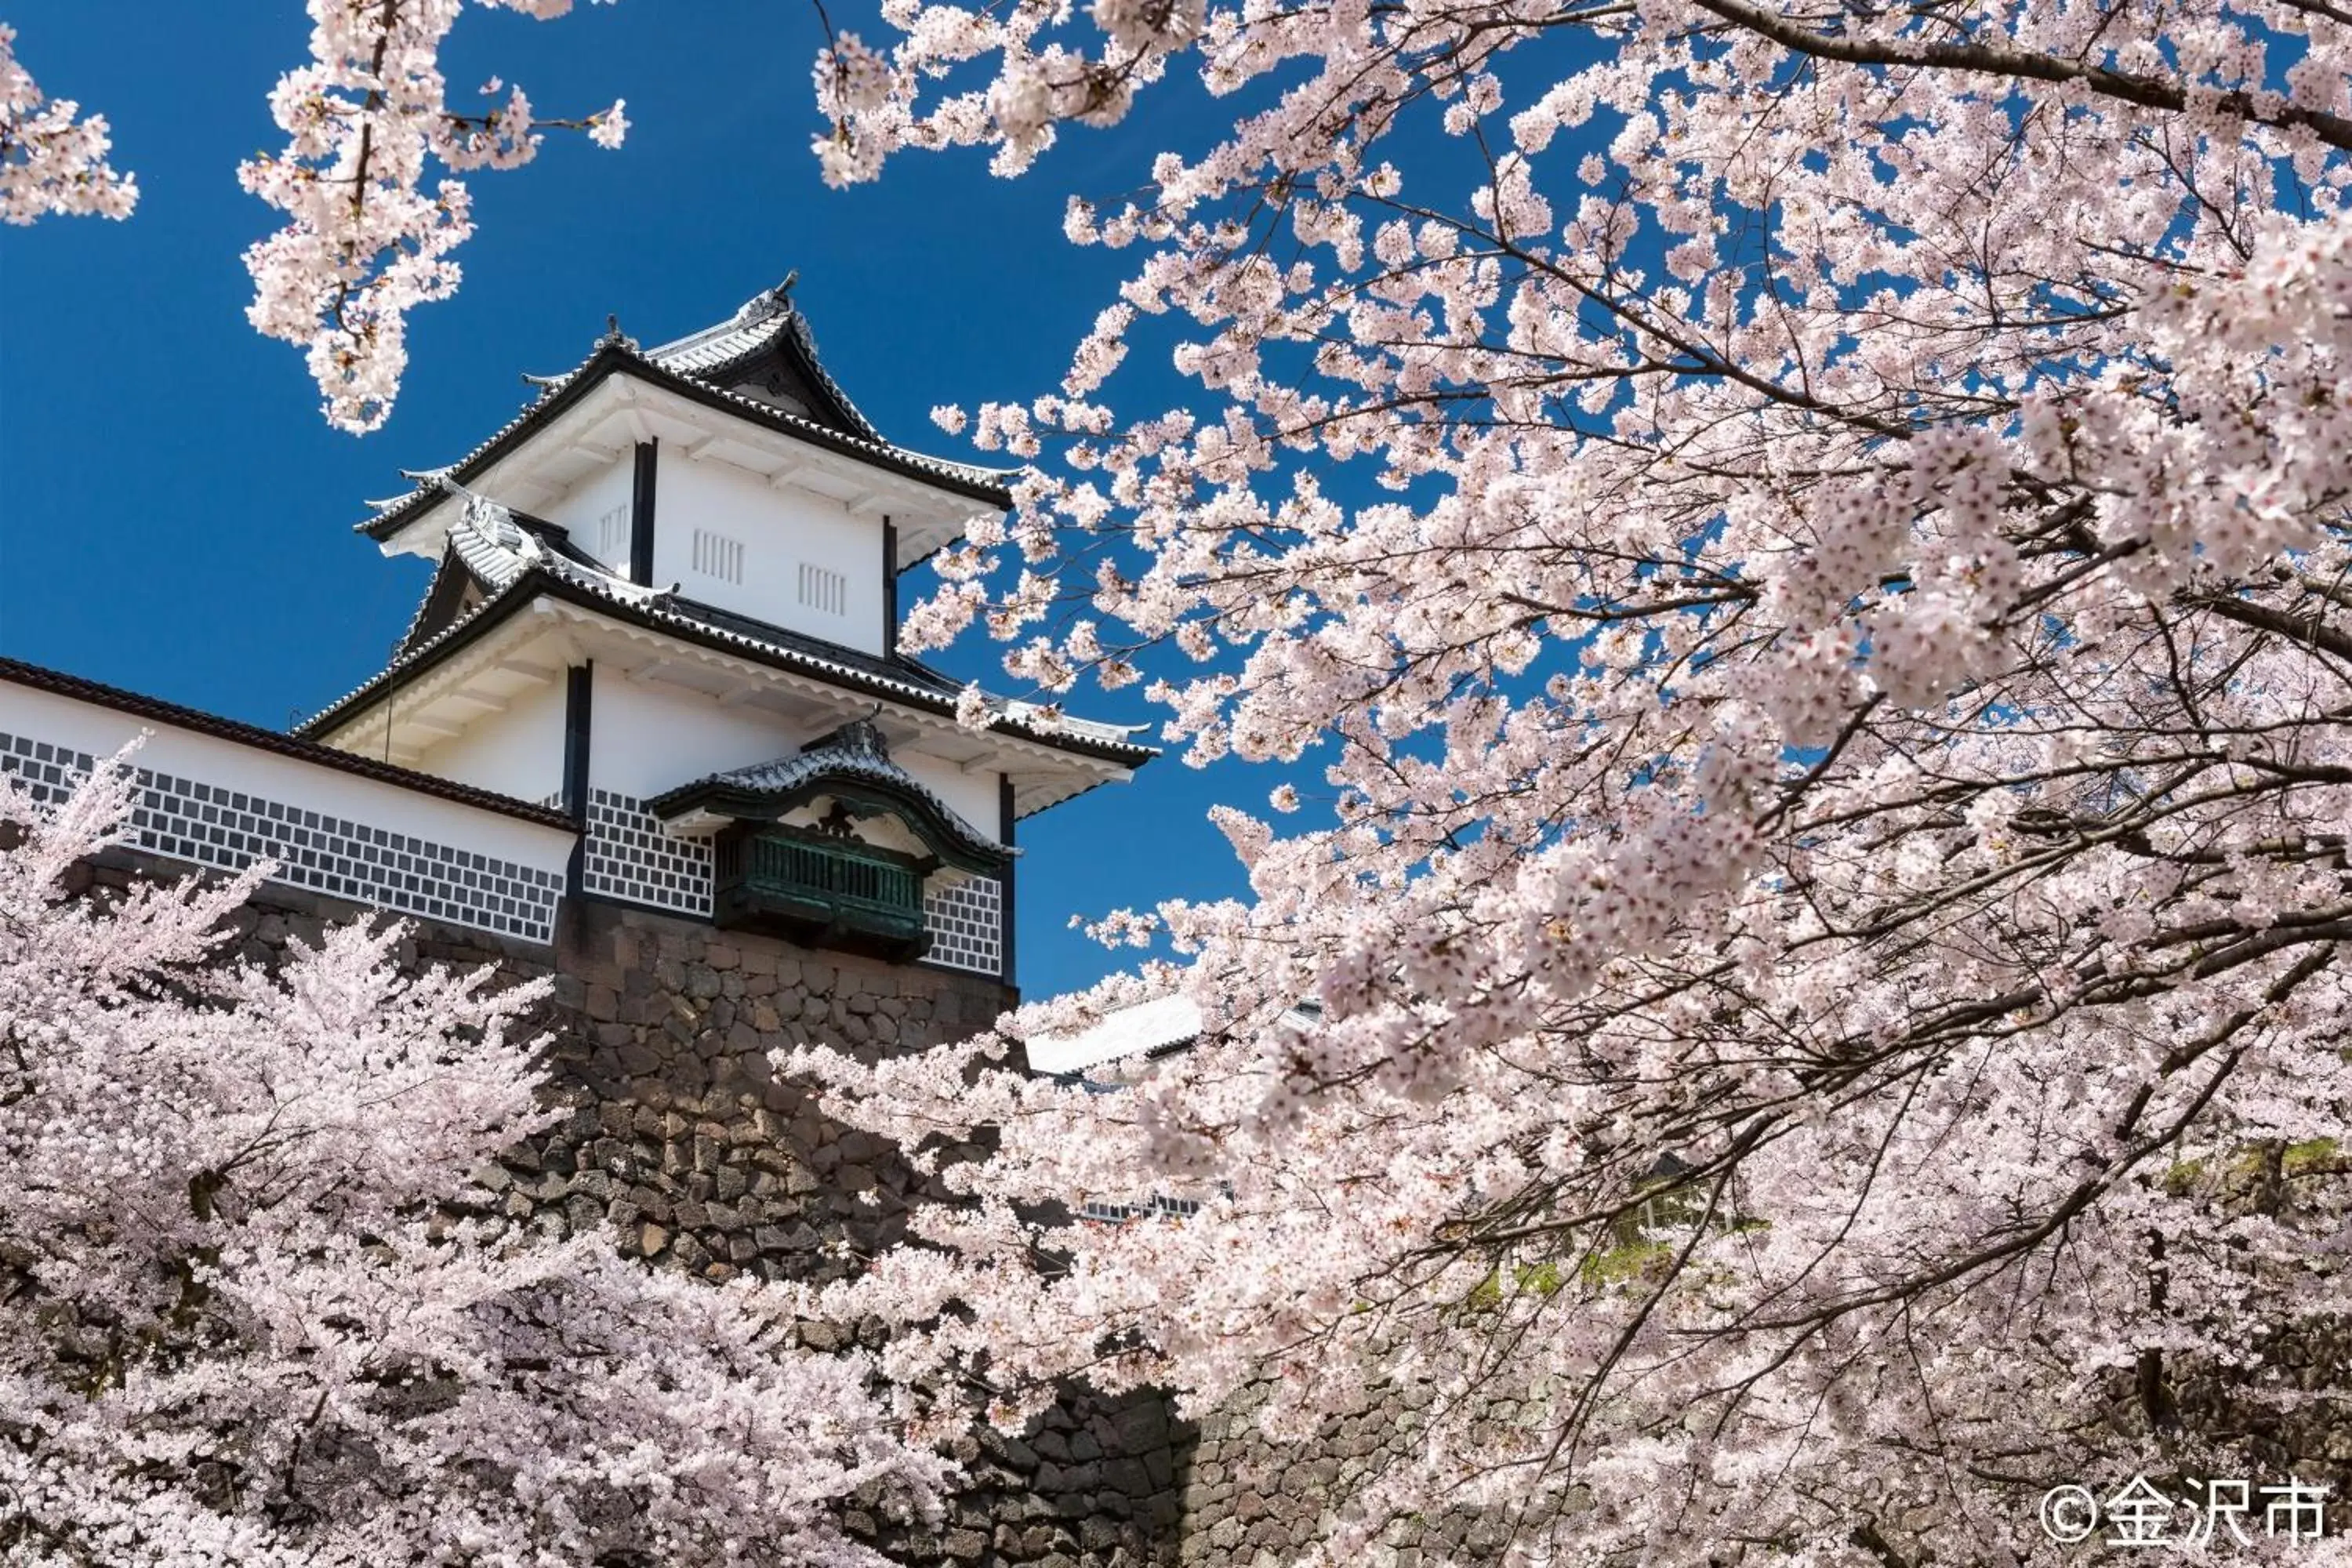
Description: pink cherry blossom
xmin=0 ymin=756 xmax=945 ymax=1564
xmin=793 ymin=2 xmax=2352 ymax=1559
xmin=237 ymin=1 xmax=627 ymax=434
xmin=0 ymin=24 xmax=134 ymax=224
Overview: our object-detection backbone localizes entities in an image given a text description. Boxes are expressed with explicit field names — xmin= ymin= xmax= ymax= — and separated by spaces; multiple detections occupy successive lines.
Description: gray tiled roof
xmin=644 ymin=317 xmax=777 ymax=379
xmin=657 ymin=720 xmax=1013 ymax=862
xmin=643 ymin=282 xmax=888 ymax=445
xmin=358 ymin=287 xmax=1013 ymax=540
xmin=657 ymin=594 xmax=965 ymax=701
xmin=445 ymin=487 xmax=667 ymax=605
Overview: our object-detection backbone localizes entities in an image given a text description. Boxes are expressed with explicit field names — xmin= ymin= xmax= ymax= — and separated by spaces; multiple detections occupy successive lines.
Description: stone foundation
xmin=76 ymin=846 xmax=1207 ymax=1567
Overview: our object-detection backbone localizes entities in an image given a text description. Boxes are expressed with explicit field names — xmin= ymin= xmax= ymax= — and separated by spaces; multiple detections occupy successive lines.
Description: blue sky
xmin=0 ymin=0 xmax=1265 ymax=1000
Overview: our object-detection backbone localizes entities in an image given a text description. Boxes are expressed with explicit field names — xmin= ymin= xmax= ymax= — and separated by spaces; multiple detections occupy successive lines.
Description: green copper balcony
xmin=712 ymin=825 xmax=931 ymax=961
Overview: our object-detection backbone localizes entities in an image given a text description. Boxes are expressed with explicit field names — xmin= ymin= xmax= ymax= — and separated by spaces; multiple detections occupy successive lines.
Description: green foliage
xmin=1578 ymin=1240 xmax=1671 ymax=1289
xmin=2284 ymin=1136 xmax=2339 ymax=1174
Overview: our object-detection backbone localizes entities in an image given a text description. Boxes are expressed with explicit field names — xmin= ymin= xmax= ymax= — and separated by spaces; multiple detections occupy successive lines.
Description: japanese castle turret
xmin=0 ymin=279 xmax=1154 ymax=982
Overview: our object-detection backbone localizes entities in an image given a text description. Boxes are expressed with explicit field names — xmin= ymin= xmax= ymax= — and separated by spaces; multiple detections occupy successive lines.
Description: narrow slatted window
xmin=798 ymin=562 xmax=848 ymax=617
xmin=596 ymin=503 xmax=630 ymax=564
xmin=691 ymin=528 xmax=746 ymax=585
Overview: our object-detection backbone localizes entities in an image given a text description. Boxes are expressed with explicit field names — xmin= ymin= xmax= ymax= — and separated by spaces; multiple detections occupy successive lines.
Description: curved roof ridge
xmin=650 ymin=718 xmax=1015 ymax=867
xmin=642 ymin=280 xmax=789 ymax=358
xmin=444 ymin=486 xmax=672 ymax=607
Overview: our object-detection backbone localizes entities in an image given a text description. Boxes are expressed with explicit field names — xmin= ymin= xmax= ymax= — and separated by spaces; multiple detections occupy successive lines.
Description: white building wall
xmin=543 ymin=456 xmax=636 ymax=572
xmin=586 ymin=667 xmax=1004 ymax=852
xmin=408 ymin=675 xmax=567 ymax=804
xmin=898 ymin=752 xmax=1003 ymax=837
xmin=0 ymin=680 xmax=574 ymax=944
xmin=576 ymin=665 xmax=799 ymax=920
xmin=586 ymin=666 xmax=798 ymax=799
xmin=575 ymin=667 xmax=1005 ymax=971
xmin=655 ymin=456 xmax=885 ymax=654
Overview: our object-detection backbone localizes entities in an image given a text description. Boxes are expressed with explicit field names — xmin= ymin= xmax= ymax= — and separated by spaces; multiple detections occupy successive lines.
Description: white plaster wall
xmin=543 ymin=456 xmax=635 ymax=572
xmin=655 ymin=456 xmax=885 ymax=654
xmin=0 ymin=681 xmax=575 ymax=877
xmin=586 ymin=670 xmax=1008 ymax=845
xmin=898 ymin=752 xmax=1004 ymax=838
xmin=408 ymin=675 xmax=566 ymax=804
xmin=586 ymin=665 xmax=800 ymax=800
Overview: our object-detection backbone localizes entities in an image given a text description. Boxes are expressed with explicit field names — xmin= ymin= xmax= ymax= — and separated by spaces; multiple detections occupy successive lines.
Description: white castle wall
xmin=655 ymin=456 xmax=885 ymax=654
xmin=412 ymin=673 xmax=568 ymax=804
xmin=0 ymin=678 xmax=573 ymax=944
xmin=544 ymin=455 xmax=637 ymax=573
xmin=586 ymin=665 xmax=798 ymax=798
xmin=579 ymin=666 xmax=1004 ymax=975
xmin=898 ymin=750 xmax=1003 ymax=837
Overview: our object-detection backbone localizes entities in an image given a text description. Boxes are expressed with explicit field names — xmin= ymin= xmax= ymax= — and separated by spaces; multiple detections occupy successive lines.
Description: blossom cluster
xmin=237 ymin=0 xmax=626 ymax=432
xmin=0 ymin=25 xmax=134 ymax=224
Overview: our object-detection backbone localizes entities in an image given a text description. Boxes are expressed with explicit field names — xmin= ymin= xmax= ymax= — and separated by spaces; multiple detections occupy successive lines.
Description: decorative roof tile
xmin=444 ymin=485 xmax=669 ymax=606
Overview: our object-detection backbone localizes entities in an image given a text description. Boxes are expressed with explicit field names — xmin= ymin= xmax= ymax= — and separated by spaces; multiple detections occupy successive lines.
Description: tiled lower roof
xmin=652 ymin=720 xmax=1013 ymax=864
xmin=1027 ymin=993 xmax=1203 ymax=1076
xmin=294 ymin=554 xmax=1157 ymax=774
xmin=313 ymin=491 xmax=1151 ymax=766
xmin=659 ymin=594 xmax=964 ymax=702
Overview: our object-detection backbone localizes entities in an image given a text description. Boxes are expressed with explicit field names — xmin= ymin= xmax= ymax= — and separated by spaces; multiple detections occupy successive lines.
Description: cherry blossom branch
xmin=1686 ymin=0 xmax=2352 ymax=151
xmin=796 ymin=0 xmax=2352 ymax=1554
xmin=238 ymin=0 xmax=628 ymax=433
xmin=0 ymin=760 xmax=944 ymax=1562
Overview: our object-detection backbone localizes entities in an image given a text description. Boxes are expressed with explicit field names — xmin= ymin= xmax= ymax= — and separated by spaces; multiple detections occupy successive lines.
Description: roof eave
xmin=296 ymin=570 xmax=546 ymax=742
xmin=355 ymin=347 xmax=1014 ymax=543
xmin=298 ymin=573 xmax=1159 ymax=774
xmin=644 ymin=778 xmax=1013 ymax=876
xmin=0 ymin=655 xmax=575 ymax=831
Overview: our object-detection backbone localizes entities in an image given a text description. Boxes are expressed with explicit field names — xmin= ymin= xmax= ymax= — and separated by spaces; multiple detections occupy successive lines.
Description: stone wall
xmin=536 ymin=895 xmax=1008 ymax=1288
xmin=1174 ymin=1381 xmax=1517 ymax=1568
xmin=75 ymin=846 xmax=1205 ymax=1568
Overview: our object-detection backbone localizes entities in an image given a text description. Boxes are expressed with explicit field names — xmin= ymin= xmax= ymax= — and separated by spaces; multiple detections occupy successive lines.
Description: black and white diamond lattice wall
xmin=0 ymin=730 xmax=562 ymax=942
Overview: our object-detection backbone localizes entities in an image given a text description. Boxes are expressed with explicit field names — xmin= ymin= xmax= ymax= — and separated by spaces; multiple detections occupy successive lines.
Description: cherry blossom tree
xmin=0 ymin=755 xmax=945 ymax=1566
xmin=780 ymin=2 xmax=2352 ymax=1563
